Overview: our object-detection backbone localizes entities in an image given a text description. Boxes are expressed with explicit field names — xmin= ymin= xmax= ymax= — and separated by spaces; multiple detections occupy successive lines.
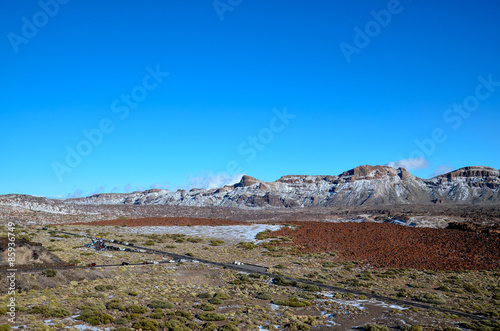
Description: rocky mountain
xmin=1 ymin=165 xmax=498 ymax=212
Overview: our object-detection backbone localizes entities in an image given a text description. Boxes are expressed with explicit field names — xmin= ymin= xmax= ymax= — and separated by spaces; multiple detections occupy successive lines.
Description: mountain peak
xmin=434 ymin=166 xmax=500 ymax=180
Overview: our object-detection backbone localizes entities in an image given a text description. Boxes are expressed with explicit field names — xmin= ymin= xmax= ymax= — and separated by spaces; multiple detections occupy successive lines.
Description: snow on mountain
xmin=1 ymin=165 xmax=499 ymax=212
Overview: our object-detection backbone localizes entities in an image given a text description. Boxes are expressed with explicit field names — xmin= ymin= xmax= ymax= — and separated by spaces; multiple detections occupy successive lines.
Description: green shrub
xmin=174 ymin=310 xmax=193 ymax=320
xmin=187 ymin=322 xmax=202 ymax=330
xmin=144 ymin=240 xmax=155 ymax=246
xmin=197 ymin=292 xmax=212 ymax=299
xmin=126 ymin=305 xmax=148 ymax=314
xmin=238 ymin=242 xmax=257 ymax=250
xmin=124 ymin=313 xmax=141 ymax=320
xmin=42 ymin=269 xmax=57 ymax=277
xmin=47 ymin=308 xmax=71 ymax=318
xmin=149 ymin=308 xmax=166 ymax=319
xmin=0 ymin=308 xmax=6 ymax=315
xmin=210 ymin=298 xmax=223 ymax=305
xmin=132 ymin=319 xmax=159 ymax=330
xmin=415 ymin=293 xmax=446 ymax=305
xmin=115 ymin=328 xmax=132 ymax=331
xmin=106 ymin=299 xmax=125 ymax=311
xmin=219 ymin=324 xmax=239 ymax=331
xmin=257 ymin=292 xmax=272 ymax=300
xmin=129 ymin=291 xmax=139 ymax=296
xmin=209 ymin=240 xmax=224 ymax=246
xmin=285 ymin=322 xmax=310 ymax=330
xmin=195 ymin=303 xmax=216 ymax=311
xmin=28 ymin=305 xmax=50 ymax=315
xmin=95 ymin=284 xmax=116 ymax=291
xmin=273 ymin=277 xmax=296 ymax=287
xmin=363 ymin=324 xmax=389 ymax=331
xmin=273 ymin=297 xmax=311 ymax=307
xmin=197 ymin=312 xmax=226 ymax=321
xmin=76 ymin=310 xmax=114 ymax=326
xmin=213 ymin=292 xmax=230 ymax=300
xmin=0 ymin=324 xmax=11 ymax=331
xmin=114 ymin=317 xmax=129 ymax=325
xmin=148 ymin=300 xmax=174 ymax=309
xmin=202 ymin=322 xmax=217 ymax=331
xmin=187 ymin=237 xmax=203 ymax=243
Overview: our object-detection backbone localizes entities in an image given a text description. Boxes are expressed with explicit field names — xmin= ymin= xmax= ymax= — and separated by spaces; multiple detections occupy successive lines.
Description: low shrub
xmin=363 ymin=324 xmax=389 ymax=331
xmin=148 ymin=300 xmax=174 ymax=309
xmin=106 ymin=299 xmax=125 ymax=311
xmin=195 ymin=303 xmax=216 ymax=311
xmin=174 ymin=310 xmax=194 ymax=320
xmin=149 ymin=308 xmax=166 ymax=319
xmin=219 ymin=324 xmax=239 ymax=331
xmin=114 ymin=317 xmax=129 ymax=325
xmin=76 ymin=310 xmax=114 ymax=326
xmin=132 ymin=319 xmax=159 ymax=330
xmin=95 ymin=284 xmax=116 ymax=291
xmin=197 ymin=292 xmax=212 ymax=299
xmin=273 ymin=297 xmax=311 ymax=307
xmin=0 ymin=325 xmax=11 ymax=331
xmin=415 ymin=293 xmax=446 ymax=305
xmin=126 ymin=305 xmax=148 ymax=314
xmin=197 ymin=312 xmax=226 ymax=321
xmin=203 ymin=322 xmax=217 ymax=331
xmin=209 ymin=240 xmax=224 ymax=246
xmin=42 ymin=269 xmax=57 ymax=277
xmin=257 ymin=292 xmax=272 ymax=300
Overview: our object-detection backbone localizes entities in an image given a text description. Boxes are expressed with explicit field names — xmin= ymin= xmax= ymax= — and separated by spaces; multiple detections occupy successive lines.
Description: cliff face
xmin=1 ymin=165 xmax=499 ymax=211
xmin=64 ymin=165 xmax=500 ymax=208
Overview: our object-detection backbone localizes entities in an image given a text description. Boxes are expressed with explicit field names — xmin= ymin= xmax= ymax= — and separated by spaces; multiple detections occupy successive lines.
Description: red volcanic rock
xmin=270 ymin=221 xmax=500 ymax=271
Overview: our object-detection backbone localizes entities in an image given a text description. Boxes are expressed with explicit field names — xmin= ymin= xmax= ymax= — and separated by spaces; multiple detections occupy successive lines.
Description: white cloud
xmin=385 ymin=157 xmax=429 ymax=171
xmin=429 ymin=165 xmax=454 ymax=178
xmin=184 ymin=172 xmax=245 ymax=190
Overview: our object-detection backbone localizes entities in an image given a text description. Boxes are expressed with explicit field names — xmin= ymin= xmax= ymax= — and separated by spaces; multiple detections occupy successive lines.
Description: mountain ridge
xmin=1 ymin=165 xmax=499 ymax=212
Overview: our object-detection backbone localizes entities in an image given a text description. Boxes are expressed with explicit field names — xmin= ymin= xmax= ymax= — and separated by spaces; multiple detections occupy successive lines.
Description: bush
xmin=415 ymin=293 xmax=446 ymax=305
xmin=273 ymin=277 xmax=296 ymax=287
xmin=257 ymin=292 xmax=272 ymax=300
xmin=238 ymin=242 xmax=257 ymax=250
xmin=210 ymin=298 xmax=223 ymax=305
xmin=95 ymin=284 xmax=116 ymax=291
xmin=219 ymin=324 xmax=239 ymax=331
xmin=115 ymin=328 xmax=132 ymax=331
xmin=129 ymin=291 xmax=139 ymax=296
xmin=209 ymin=240 xmax=224 ymax=246
xmin=149 ymin=308 xmax=166 ymax=319
xmin=273 ymin=297 xmax=311 ymax=307
xmin=0 ymin=308 xmax=6 ymax=315
xmin=106 ymin=299 xmax=126 ymax=311
xmin=148 ymin=300 xmax=174 ymax=309
xmin=363 ymin=324 xmax=389 ymax=331
xmin=187 ymin=237 xmax=203 ymax=243
xmin=197 ymin=312 xmax=226 ymax=321
xmin=285 ymin=322 xmax=310 ymax=331
xmin=202 ymin=322 xmax=217 ymax=331
xmin=197 ymin=292 xmax=212 ymax=299
xmin=195 ymin=303 xmax=216 ymax=311
xmin=132 ymin=319 xmax=159 ymax=330
xmin=114 ymin=317 xmax=129 ymax=325
xmin=0 ymin=325 xmax=11 ymax=331
xmin=126 ymin=305 xmax=148 ymax=314
xmin=42 ymin=269 xmax=57 ymax=277
xmin=76 ymin=310 xmax=114 ymax=326
xmin=174 ymin=310 xmax=193 ymax=320
xmin=47 ymin=308 xmax=71 ymax=318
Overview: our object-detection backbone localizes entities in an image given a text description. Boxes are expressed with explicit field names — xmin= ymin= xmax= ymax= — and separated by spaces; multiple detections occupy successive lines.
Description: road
xmin=1 ymin=228 xmax=494 ymax=322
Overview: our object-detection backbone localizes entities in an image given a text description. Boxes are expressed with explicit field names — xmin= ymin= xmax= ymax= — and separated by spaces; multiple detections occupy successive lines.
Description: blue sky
xmin=1 ymin=0 xmax=499 ymax=198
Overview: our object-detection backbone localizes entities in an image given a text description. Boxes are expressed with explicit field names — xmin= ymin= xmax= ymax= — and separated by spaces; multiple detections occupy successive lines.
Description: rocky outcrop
xmin=1 ymin=165 xmax=499 ymax=210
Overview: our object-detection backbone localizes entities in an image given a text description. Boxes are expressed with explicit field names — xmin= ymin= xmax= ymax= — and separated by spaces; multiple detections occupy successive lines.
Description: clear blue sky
xmin=1 ymin=0 xmax=499 ymax=198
